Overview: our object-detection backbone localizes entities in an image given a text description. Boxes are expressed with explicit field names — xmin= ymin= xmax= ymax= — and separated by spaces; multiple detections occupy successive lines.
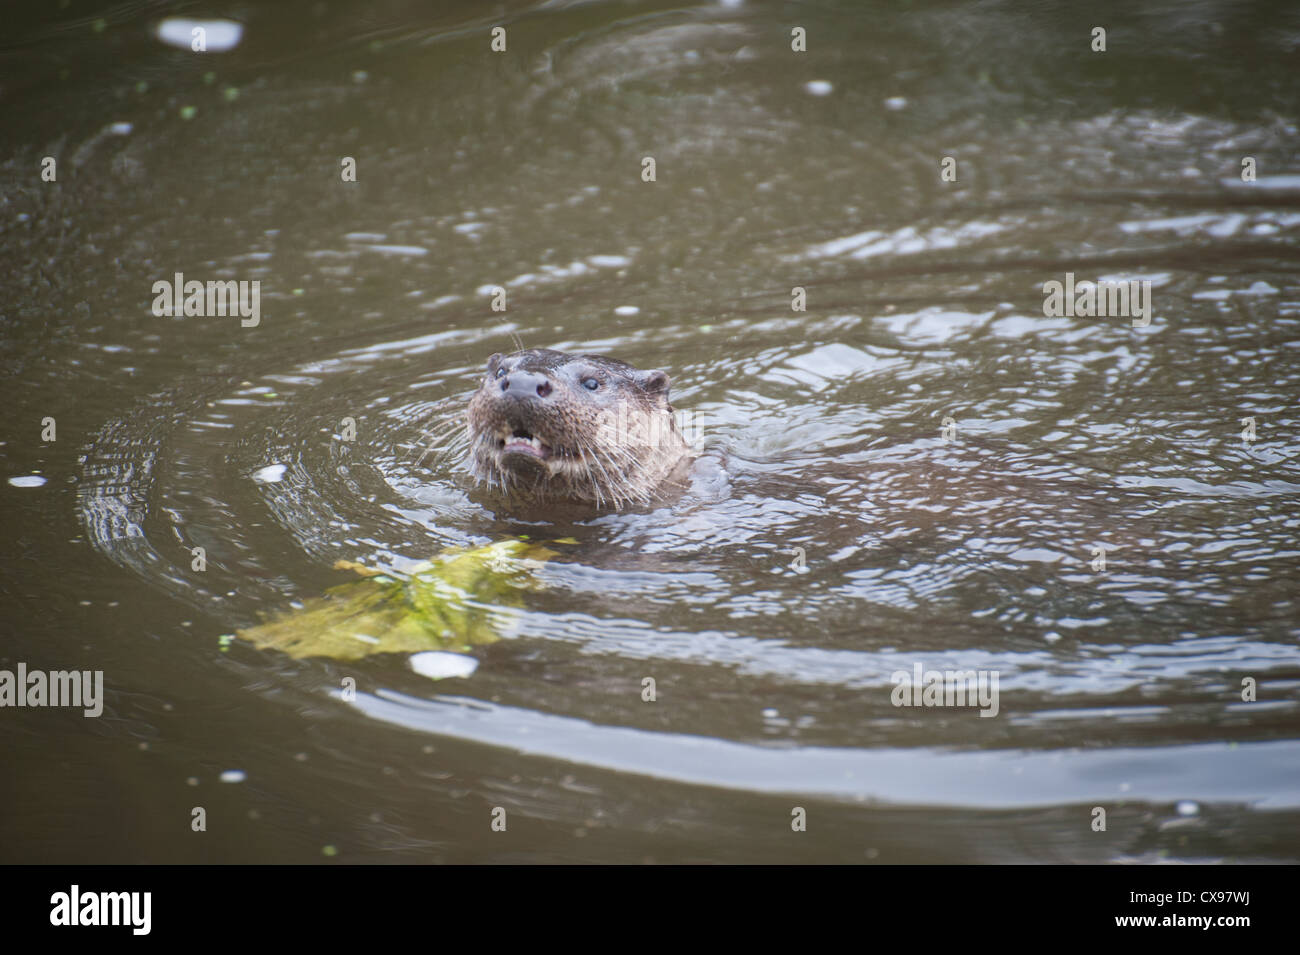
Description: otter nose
xmin=500 ymin=370 xmax=553 ymax=400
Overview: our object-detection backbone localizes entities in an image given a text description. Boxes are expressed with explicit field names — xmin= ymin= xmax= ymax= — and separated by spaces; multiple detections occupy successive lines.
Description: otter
xmin=466 ymin=348 xmax=691 ymax=507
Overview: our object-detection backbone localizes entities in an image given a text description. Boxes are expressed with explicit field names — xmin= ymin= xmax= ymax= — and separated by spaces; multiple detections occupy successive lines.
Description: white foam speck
xmin=1220 ymin=174 xmax=1300 ymax=191
xmin=251 ymin=464 xmax=287 ymax=484
xmin=804 ymin=80 xmax=833 ymax=97
xmin=359 ymin=245 xmax=428 ymax=257
xmin=8 ymin=475 xmax=47 ymax=488
xmin=410 ymin=651 xmax=479 ymax=680
xmin=156 ymin=18 xmax=244 ymax=52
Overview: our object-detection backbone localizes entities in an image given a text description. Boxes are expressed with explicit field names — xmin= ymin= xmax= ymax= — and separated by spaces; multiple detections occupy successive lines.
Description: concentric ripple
xmin=77 ymin=304 xmax=1300 ymax=784
xmin=78 ymin=329 xmax=502 ymax=625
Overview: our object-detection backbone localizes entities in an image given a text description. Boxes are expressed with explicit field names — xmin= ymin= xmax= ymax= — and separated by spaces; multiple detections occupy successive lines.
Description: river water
xmin=2 ymin=0 xmax=1299 ymax=862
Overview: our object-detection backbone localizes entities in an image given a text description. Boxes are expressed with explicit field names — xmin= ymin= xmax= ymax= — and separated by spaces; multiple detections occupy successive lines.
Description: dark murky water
xmin=3 ymin=0 xmax=1299 ymax=862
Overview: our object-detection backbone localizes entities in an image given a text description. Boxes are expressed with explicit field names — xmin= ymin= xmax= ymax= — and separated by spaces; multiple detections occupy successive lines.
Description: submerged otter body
xmin=466 ymin=348 xmax=691 ymax=507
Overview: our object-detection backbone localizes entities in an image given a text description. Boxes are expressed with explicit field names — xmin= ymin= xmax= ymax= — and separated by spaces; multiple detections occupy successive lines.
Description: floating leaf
xmin=237 ymin=539 xmax=555 ymax=661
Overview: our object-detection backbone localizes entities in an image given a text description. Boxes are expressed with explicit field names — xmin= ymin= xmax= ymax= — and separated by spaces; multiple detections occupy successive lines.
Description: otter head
xmin=466 ymin=348 xmax=688 ymax=507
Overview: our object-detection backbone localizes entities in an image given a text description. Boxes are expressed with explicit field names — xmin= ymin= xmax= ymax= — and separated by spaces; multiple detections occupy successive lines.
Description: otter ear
xmin=634 ymin=368 xmax=670 ymax=397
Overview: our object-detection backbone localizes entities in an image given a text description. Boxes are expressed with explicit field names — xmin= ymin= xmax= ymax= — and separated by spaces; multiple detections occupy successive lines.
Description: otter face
xmin=466 ymin=348 xmax=687 ymax=507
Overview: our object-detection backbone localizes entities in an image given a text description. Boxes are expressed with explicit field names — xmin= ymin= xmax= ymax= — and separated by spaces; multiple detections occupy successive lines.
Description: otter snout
xmin=500 ymin=370 xmax=552 ymax=401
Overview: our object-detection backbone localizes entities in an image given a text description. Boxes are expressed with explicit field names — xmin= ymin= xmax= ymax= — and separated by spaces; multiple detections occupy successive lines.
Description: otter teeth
xmin=500 ymin=430 xmax=550 ymax=459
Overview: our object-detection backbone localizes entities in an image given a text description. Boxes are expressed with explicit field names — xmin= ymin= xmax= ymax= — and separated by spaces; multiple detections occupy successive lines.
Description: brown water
xmin=3 ymin=0 xmax=1299 ymax=863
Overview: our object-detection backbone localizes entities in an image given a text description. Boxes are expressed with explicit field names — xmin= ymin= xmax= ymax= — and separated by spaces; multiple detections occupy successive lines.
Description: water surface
xmin=3 ymin=0 xmax=1299 ymax=862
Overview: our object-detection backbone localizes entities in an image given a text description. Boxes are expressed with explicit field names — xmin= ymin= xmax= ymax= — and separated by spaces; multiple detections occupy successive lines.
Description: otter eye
xmin=582 ymin=377 xmax=600 ymax=391
xmin=495 ymin=367 xmax=507 ymax=379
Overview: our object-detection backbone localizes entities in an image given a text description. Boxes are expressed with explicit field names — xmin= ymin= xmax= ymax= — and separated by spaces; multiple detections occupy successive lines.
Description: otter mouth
xmin=498 ymin=428 xmax=553 ymax=461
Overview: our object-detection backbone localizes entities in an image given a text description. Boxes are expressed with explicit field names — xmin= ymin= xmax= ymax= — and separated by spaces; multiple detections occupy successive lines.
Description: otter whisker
xmin=413 ymin=413 xmax=475 ymax=468
xmin=579 ymin=438 xmax=618 ymax=508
